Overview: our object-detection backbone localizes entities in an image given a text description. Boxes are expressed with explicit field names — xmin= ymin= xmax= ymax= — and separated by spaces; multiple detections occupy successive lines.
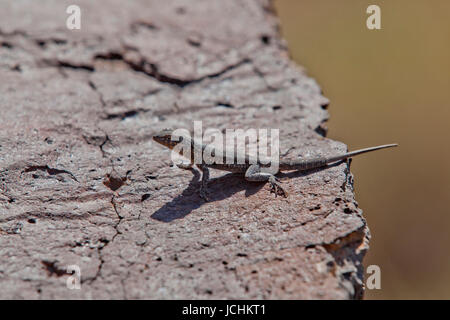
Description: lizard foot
xmin=269 ymin=176 xmax=288 ymax=198
xmin=199 ymin=186 xmax=210 ymax=202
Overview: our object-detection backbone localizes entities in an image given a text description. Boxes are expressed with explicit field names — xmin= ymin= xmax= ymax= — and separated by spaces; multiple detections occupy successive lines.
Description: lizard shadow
xmin=150 ymin=169 xmax=264 ymax=222
xmin=150 ymin=161 xmax=346 ymax=223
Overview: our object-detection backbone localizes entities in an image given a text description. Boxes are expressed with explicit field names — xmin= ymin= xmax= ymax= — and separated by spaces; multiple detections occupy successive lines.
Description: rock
xmin=0 ymin=0 xmax=368 ymax=299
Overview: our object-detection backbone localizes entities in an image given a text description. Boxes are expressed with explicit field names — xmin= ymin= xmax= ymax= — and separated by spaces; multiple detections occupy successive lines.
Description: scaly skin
xmin=153 ymin=129 xmax=397 ymax=200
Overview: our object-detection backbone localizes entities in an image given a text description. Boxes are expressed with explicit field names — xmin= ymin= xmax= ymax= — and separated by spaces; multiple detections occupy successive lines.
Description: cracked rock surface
xmin=0 ymin=0 xmax=369 ymax=299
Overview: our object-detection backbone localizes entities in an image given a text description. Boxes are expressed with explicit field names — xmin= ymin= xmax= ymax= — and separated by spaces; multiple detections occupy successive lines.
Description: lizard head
xmin=152 ymin=129 xmax=184 ymax=149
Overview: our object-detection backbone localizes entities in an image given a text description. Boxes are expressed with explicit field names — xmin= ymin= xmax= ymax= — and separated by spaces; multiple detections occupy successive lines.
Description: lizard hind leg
xmin=245 ymin=164 xmax=288 ymax=198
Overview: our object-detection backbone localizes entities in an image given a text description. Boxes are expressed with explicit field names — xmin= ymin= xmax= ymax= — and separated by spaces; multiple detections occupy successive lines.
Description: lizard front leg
xmin=176 ymin=161 xmax=210 ymax=201
xmin=197 ymin=164 xmax=210 ymax=201
xmin=245 ymin=164 xmax=288 ymax=198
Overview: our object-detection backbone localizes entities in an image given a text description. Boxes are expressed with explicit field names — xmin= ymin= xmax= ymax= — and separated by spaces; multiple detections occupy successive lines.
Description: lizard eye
xmin=171 ymin=136 xmax=183 ymax=143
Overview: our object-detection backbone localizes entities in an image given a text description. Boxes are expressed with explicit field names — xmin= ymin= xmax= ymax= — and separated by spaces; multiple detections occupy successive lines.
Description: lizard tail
xmin=325 ymin=143 xmax=398 ymax=164
xmin=279 ymin=143 xmax=398 ymax=171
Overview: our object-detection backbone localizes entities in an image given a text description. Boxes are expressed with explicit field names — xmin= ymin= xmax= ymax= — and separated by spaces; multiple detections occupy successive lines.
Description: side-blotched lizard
xmin=153 ymin=129 xmax=397 ymax=200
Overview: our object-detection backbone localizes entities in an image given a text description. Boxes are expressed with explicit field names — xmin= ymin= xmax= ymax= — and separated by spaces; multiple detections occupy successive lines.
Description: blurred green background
xmin=274 ymin=0 xmax=450 ymax=299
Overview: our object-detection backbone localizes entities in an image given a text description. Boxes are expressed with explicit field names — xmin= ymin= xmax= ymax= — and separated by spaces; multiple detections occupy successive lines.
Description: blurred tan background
xmin=274 ymin=0 xmax=450 ymax=299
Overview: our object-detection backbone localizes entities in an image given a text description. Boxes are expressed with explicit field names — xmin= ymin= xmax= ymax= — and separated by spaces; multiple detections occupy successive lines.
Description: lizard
xmin=153 ymin=129 xmax=397 ymax=200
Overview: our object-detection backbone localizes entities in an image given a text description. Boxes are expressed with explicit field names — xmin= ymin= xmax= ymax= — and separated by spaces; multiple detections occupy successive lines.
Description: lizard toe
xmin=269 ymin=180 xmax=288 ymax=198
